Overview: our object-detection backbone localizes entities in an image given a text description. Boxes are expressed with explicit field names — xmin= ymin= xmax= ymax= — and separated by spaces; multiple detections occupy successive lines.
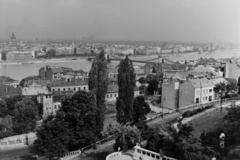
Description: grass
xmin=190 ymin=108 xmax=228 ymax=137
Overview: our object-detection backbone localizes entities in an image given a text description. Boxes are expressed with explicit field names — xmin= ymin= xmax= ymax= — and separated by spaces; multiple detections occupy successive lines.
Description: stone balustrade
xmin=106 ymin=152 xmax=122 ymax=160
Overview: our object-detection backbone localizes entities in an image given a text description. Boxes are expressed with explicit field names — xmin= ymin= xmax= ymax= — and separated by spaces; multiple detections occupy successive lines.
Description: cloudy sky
xmin=0 ymin=0 xmax=240 ymax=43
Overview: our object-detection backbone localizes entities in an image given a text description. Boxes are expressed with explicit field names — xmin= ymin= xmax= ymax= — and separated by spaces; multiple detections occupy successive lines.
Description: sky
xmin=0 ymin=0 xmax=240 ymax=43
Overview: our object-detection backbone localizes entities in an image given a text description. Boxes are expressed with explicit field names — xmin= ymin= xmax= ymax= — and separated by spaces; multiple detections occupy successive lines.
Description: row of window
xmin=52 ymin=86 xmax=87 ymax=92
xmin=106 ymin=93 xmax=118 ymax=98
xmin=196 ymin=88 xmax=213 ymax=95
xmin=46 ymin=104 xmax=61 ymax=111
xmin=195 ymin=96 xmax=212 ymax=103
xmin=45 ymin=95 xmax=52 ymax=98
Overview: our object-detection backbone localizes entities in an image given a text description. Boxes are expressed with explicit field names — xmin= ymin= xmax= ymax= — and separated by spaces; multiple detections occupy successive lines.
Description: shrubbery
xmin=182 ymin=105 xmax=213 ymax=118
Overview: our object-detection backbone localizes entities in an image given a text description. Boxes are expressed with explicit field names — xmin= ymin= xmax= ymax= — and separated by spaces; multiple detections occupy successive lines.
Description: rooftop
xmin=22 ymin=86 xmax=51 ymax=96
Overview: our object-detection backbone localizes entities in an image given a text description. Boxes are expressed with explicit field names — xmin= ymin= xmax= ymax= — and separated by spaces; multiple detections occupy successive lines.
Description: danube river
xmin=0 ymin=48 xmax=240 ymax=81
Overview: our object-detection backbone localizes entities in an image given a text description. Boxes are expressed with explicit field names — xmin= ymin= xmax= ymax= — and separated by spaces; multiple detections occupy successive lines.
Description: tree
xmin=147 ymin=79 xmax=159 ymax=95
xmin=108 ymin=123 xmax=140 ymax=151
xmin=238 ymin=77 xmax=240 ymax=94
xmin=214 ymin=82 xmax=227 ymax=111
xmin=116 ymin=56 xmax=136 ymax=124
xmin=226 ymin=81 xmax=237 ymax=98
xmin=0 ymin=100 xmax=8 ymax=117
xmin=34 ymin=116 xmax=70 ymax=160
xmin=132 ymin=96 xmax=151 ymax=124
xmin=88 ymin=50 xmax=108 ymax=131
xmin=5 ymin=95 xmax=23 ymax=116
xmin=35 ymin=91 xmax=103 ymax=158
xmin=30 ymin=96 xmax=43 ymax=119
xmin=12 ymin=97 xmax=38 ymax=134
xmin=145 ymin=124 xmax=217 ymax=160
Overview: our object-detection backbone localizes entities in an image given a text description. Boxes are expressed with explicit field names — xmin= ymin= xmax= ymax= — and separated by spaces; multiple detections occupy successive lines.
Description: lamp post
xmin=219 ymin=133 xmax=225 ymax=160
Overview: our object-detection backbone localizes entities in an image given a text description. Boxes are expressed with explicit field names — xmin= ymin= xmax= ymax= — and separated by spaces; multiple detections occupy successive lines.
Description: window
xmin=206 ymin=90 xmax=208 ymax=93
xmin=74 ymin=88 xmax=76 ymax=91
xmin=58 ymin=88 xmax=60 ymax=91
xmin=49 ymin=95 xmax=51 ymax=98
xmin=55 ymin=105 xmax=57 ymax=109
xmin=52 ymin=89 xmax=55 ymax=92
xmin=196 ymin=98 xmax=199 ymax=103
xmin=79 ymin=87 xmax=81 ymax=90
xmin=115 ymin=94 xmax=117 ymax=97
xmin=68 ymin=88 xmax=71 ymax=90
xmin=107 ymin=95 xmax=109 ymax=98
xmin=203 ymin=90 xmax=205 ymax=94
xmin=196 ymin=90 xmax=200 ymax=95
xmin=110 ymin=94 xmax=112 ymax=98
xmin=209 ymin=89 xmax=212 ymax=92
xmin=46 ymin=95 xmax=48 ymax=98
xmin=63 ymin=88 xmax=65 ymax=91
xmin=84 ymin=87 xmax=86 ymax=90
xmin=209 ymin=96 xmax=212 ymax=101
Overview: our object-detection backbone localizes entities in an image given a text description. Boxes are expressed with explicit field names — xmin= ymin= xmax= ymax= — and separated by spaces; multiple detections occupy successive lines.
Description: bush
xmin=182 ymin=105 xmax=213 ymax=118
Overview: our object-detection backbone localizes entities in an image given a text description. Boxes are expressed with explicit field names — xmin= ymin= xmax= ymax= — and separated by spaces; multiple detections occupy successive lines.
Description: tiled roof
xmin=107 ymin=85 xmax=139 ymax=93
xmin=188 ymin=78 xmax=228 ymax=88
xmin=51 ymin=67 xmax=63 ymax=73
xmin=22 ymin=86 xmax=51 ymax=96
xmin=51 ymin=80 xmax=88 ymax=87
xmin=0 ymin=83 xmax=22 ymax=97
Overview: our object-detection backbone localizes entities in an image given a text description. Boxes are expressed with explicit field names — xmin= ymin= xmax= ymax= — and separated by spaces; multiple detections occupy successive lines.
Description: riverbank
xmin=0 ymin=57 xmax=87 ymax=65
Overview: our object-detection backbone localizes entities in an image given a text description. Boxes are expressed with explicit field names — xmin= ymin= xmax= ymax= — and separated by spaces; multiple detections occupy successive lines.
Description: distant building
xmin=6 ymin=51 xmax=35 ymax=61
xmin=179 ymin=78 xmax=220 ymax=108
xmin=161 ymin=79 xmax=180 ymax=110
xmin=105 ymin=85 xmax=140 ymax=102
xmin=50 ymin=79 xmax=88 ymax=93
xmin=0 ymin=83 xmax=21 ymax=98
xmin=224 ymin=61 xmax=240 ymax=79
xmin=39 ymin=66 xmax=88 ymax=81
xmin=55 ymin=47 xmax=74 ymax=55
xmin=22 ymin=85 xmax=52 ymax=119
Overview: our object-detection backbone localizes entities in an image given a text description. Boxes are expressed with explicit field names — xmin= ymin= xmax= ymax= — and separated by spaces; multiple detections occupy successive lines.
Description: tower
xmin=9 ymin=32 xmax=17 ymax=45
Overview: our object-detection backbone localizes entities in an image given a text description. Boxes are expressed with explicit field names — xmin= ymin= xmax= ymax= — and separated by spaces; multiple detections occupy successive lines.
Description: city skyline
xmin=0 ymin=0 xmax=240 ymax=43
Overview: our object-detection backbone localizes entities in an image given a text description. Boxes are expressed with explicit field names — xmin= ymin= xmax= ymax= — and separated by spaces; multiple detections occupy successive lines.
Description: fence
xmin=0 ymin=132 xmax=37 ymax=151
xmin=106 ymin=152 xmax=122 ymax=160
xmin=62 ymin=150 xmax=81 ymax=158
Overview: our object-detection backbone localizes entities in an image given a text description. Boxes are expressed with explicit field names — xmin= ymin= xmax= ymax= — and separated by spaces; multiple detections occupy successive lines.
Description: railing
xmin=106 ymin=152 xmax=122 ymax=160
xmin=63 ymin=150 xmax=81 ymax=157
xmin=134 ymin=145 xmax=177 ymax=160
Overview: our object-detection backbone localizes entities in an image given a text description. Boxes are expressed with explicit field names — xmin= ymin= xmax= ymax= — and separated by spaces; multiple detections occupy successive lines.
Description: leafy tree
xmin=145 ymin=124 xmax=217 ymax=160
xmin=132 ymin=96 xmax=151 ymax=124
xmin=12 ymin=97 xmax=38 ymax=134
xmin=214 ymin=82 xmax=227 ymax=111
xmin=30 ymin=96 xmax=43 ymax=118
xmin=226 ymin=81 xmax=237 ymax=97
xmin=88 ymin=50 xmax=108 ymax=131
xmin=0 ymin=100 xmax=8 ymax=117
xmin=227 ymin=146 xmax=240 ymax=160
xmin=238 ymin=77 xmax=240 ymax=94
xmin=4 ymin=95 xmax=23 ymax=116
xmin=113 ymin=124 xmax=140 ymax=151
xmin=116 ymin=98 xmax=126 ymax=124
xmin=147 ymin=79 xmax=159 ymax=95
xmin=35 ymin=91 xmax=102 ymax=158
xmin=34 ymin=116 xmax=70 ymax=160
xmin=116 ymin=56 xmax=136 ymax=124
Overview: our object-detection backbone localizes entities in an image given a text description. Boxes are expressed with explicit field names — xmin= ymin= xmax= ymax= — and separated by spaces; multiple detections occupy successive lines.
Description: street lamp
xmin=219 ymin=133 xmax=225 ymax=160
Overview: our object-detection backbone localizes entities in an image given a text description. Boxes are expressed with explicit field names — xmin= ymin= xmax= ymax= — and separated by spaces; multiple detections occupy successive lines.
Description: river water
xmin=0 ymin=49 xmax=240 ymax=81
